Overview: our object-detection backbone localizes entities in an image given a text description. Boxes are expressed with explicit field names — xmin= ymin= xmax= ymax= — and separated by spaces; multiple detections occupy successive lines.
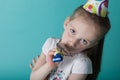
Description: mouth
xmin=57 ymin=42 xmax=74 ymax=56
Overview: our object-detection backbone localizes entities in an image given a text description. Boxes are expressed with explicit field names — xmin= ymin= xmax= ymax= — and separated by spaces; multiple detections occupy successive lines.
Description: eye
xmin=70 ymin=28 xmax=76 ymax=34
xmin=80 ymin=39 xmax=88 ymax=46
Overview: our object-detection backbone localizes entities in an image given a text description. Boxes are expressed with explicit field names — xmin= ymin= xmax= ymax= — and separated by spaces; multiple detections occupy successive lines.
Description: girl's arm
xmin=30 ymin=52 xmax=46 ymax=71
xmin=30 ymin=49 xmax=58 ymax=80
xmin=30 ymin=63 xmax=55 ymax=80
xmin=67 ymin=74 xmax=87 ymax=80
xmin=30 ymin=52 xmax=50 ymax=80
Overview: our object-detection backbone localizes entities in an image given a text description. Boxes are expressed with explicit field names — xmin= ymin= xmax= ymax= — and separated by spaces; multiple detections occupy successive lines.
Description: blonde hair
xmin=70 ymin=5 xmax=111 ymax=37
xmin=70 ymin=5 xmax=111 ymax=80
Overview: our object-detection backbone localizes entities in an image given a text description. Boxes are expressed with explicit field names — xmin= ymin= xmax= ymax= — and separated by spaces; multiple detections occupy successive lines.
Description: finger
xmin=30 ymin=63 xmax=33 ymax=69
xmin=49 ymin=49 xmax=57 ymax=55
xmin=54 ymin=62 xmax=60 ymax=65
xmin=36 ymin=55 xmax=40 ymax=61
xmin=49 ymin=48 xmax=56 ymax=53
xmin=32 ymin=58 xmax=36 ymax=66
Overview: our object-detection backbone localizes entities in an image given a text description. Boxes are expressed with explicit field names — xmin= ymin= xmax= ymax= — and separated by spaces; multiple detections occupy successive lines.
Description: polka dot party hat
xmin=83 ymin=0 xmax=109 ymax=17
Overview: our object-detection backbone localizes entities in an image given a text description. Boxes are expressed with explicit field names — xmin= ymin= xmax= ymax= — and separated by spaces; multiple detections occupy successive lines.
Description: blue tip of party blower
xmin=52 ymin=53 xmax=63 ymax=62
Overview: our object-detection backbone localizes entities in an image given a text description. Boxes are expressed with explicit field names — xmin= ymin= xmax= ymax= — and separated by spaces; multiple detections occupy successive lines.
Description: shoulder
xmin=74 ymin=54 xmax=92 ymax=64
xmin=72 ymin=54 xmax=92 ymax=74
xmin=42 ymin=37 xmax=60 ymax=54
xmin=44 ymin=37 xmax=60 ymax=47
xmin=44 ymin=37 xmax=59 ymax=44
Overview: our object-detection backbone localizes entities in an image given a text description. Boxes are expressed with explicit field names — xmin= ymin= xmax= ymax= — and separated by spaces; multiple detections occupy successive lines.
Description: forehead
xmin=70 ymin=17 xmax=101 ymax=42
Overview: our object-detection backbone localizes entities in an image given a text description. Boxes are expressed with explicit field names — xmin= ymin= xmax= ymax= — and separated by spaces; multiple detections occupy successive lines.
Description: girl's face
xmin=60 ymin=16 xmax=102 ymax=55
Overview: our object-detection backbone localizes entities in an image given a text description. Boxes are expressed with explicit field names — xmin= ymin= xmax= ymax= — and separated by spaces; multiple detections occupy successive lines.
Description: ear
xmin=63 ymin=17 xmax=70 ymax=29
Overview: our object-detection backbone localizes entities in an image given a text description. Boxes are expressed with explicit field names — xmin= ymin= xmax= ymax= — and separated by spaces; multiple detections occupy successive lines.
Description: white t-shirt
xmin=42 ymin=37 xmax=92 ymax=80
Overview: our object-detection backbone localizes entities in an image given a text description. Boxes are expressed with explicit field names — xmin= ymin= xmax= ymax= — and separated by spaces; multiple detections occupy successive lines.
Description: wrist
xmin=46 ymin=62 xmax=56 ymax=69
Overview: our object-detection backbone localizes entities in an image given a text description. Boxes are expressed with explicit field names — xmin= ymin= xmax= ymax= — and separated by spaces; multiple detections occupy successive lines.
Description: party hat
xmin=83 ymin=0 xmax=109 ymax=17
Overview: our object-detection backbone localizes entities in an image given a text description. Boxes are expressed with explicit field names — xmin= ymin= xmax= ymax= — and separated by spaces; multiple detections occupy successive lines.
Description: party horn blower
xmin=52 ymin=49 xmax=64 ymax=62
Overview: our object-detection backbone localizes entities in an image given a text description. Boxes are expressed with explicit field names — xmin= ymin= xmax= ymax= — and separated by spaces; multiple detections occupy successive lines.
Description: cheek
xmin=61 ymin=30 xmax=71 ymax=43
xmin=76 ymin=43 xmax=90 ymax=51
xmin=77 ymin=47 xmax=88 ymax=52
xmin=63 ymin=30 xmax=70 ymax=38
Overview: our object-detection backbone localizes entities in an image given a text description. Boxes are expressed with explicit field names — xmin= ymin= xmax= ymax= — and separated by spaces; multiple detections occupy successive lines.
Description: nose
xmin=66 ymin=39 xmax=77 ymax=48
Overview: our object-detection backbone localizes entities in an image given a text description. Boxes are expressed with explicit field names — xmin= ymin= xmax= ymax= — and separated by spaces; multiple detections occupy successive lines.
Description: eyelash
xmin=69 ymin=28 xmax=88 ymax=46
xmin=80 ymin=39 xmax=88 ymax=46
xmin=70 ymin=28 xmax=76 ymax=34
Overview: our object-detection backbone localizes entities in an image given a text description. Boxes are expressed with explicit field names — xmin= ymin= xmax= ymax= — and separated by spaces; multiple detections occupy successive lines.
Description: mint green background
xmin=0 ymin=0 xmax=119 ymax=80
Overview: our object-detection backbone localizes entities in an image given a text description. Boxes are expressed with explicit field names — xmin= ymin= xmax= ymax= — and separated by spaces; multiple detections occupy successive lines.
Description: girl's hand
xmin=29 ymin=48 xmax=60 ymax=71
xmin=47 ymin=48 xmax=60 ymax=68
xmin=30 ymin=55 xmax=40 ymax=70
xmin=30 ymin=52 xmax=46 ymax=71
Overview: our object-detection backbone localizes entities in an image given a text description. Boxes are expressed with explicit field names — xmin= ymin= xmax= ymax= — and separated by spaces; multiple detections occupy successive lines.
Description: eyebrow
xmin=69 ymin=23 xmax=77 ymax=32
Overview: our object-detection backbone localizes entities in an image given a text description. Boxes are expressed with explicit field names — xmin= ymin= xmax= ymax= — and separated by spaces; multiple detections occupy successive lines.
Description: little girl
xmin=30 ymin=0 xmax=111 ymax=80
